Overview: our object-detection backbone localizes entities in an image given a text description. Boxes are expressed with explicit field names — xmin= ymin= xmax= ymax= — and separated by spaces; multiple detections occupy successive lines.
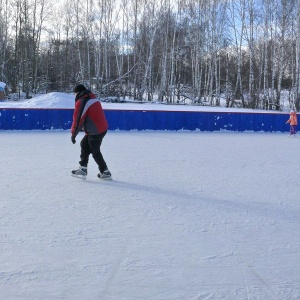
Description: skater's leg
xmin=88 ymin=132 xmax=108 ymax=173
xmin=290 ymin=125 xmax=296 ymax=135
xmin=79 ymin=135 xmax=91 ymax=167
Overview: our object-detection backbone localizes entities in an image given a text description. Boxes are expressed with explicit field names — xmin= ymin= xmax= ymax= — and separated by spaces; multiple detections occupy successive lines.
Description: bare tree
xmin=0 ymin=0 xmax=11 ymax=85
xmin=295 ymin=0 xmax=300 ymax=110
xmin=244 ymin=0 xmax=256 ymax=108
xmin=228 ymin=0 xmax=246 ymax=107
xmin=262 ymin=0 xmax=271 ymax=109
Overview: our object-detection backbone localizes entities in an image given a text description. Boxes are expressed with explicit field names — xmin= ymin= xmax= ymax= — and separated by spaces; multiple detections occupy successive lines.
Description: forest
xmin=0 ymin=0 xmax=299 ymax=110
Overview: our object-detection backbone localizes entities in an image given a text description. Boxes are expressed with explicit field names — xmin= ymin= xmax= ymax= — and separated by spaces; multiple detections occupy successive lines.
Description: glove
xmin=71 ymin=136 xmax=76 ymax=144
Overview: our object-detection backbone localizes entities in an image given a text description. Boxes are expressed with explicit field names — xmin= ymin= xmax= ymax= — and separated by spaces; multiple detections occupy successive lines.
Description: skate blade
xmin=98 ymin=175 xmax=112 ymax=180
xmin=71 ymin=174 xmax=87 ymax=180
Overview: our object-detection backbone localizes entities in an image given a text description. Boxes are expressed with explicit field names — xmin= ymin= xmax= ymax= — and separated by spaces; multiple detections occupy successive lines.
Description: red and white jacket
xmin=71 ymin=90 xmax=108 ymax=138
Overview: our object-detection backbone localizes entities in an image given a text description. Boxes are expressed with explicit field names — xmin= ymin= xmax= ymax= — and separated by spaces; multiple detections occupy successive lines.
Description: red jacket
xmin=71 ymin=91 xmax=108 ymax=137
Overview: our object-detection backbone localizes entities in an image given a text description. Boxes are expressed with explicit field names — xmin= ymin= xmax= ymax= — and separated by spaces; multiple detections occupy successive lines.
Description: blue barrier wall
xmin=0 ymin=108 xmax=290 ymax=132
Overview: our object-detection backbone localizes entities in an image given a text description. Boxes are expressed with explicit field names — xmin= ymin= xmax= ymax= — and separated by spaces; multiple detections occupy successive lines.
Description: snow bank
xmin=0 ymin=92 xmax=287 ymax=114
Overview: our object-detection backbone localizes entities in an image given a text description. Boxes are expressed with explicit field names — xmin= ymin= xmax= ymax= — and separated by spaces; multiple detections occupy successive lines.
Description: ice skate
xmin=71 ymin=166 xmax=87 ymax=179
xmin=97 ymin=169 xmax=112 ymax=180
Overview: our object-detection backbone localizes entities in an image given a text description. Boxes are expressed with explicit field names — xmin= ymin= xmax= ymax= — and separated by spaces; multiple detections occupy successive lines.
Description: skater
xmin=286 ymin=109 xmax=298 ymax=137
xmin=71 ymin=84 xmax=111 ymax=179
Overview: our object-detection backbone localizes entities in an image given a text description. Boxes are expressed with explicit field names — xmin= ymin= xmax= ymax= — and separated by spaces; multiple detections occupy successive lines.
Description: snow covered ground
xmin=0 ymin=92 xmax=287 ymax=113
xmin=1 ymin=129 xmax=300 ymax=300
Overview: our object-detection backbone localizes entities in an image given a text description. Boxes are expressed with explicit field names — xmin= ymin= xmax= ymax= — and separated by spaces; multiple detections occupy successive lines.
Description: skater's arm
xmin=71 ymin=100 xmax=83 ymax=137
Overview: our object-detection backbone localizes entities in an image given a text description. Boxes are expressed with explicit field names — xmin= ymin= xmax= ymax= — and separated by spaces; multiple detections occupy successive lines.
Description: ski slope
xmin=0 ymin=130 xmax=299 ymax=300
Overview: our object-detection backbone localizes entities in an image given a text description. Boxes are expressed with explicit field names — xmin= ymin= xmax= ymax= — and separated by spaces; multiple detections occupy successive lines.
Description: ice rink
xmin=0 ymin=130 xmax=299 ymax=300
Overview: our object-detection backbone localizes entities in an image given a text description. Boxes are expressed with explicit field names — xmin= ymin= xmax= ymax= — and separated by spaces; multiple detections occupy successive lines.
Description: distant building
xmin=0 ymin=82 xmax=6 ymax=101
xmin=0 ymin=87 xmax=5 ymax=101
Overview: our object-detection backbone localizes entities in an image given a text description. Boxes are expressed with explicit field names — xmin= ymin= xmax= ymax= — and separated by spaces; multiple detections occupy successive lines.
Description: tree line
xmin=0 ymin=0 xmax=300 ymax=110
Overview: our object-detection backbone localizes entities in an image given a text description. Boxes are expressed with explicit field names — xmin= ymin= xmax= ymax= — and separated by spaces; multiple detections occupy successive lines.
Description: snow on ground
xmin=0 ymin=92 xmax=286 ymax=113
xmin=0 ymin=130 xmax=300 ymax=300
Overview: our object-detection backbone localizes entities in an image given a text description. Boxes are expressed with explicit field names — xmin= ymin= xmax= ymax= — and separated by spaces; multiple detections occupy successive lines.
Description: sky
xmin=0 ymin=93 xmax=299 ymax=300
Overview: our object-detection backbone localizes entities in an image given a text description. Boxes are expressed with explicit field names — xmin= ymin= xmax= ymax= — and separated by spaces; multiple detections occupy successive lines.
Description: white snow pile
xmin=0 ymin=92 xmax=75 ymax=109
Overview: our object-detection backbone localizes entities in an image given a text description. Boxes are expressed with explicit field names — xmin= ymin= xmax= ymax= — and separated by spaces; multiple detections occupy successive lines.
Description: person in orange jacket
xmin=286 ymin=109 xmax=298 ymax=136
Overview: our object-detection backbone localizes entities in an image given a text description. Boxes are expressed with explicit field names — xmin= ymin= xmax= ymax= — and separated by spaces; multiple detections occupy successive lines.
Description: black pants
xmin=79 ymin=131 xmax=108 ymax=173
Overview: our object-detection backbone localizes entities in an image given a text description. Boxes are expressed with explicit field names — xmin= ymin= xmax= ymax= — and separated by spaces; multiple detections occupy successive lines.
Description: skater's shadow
xmin=86 ymin=179 xmax=300 ymax=223
xmin=116 ymin=177 xmax=300 ymax=223
xmin=100 ymin=179 xmax=203 ymax=203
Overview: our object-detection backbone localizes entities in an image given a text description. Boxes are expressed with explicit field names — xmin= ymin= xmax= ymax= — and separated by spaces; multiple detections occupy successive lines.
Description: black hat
xmin=73 ymin=84 xmax=86 ymax=93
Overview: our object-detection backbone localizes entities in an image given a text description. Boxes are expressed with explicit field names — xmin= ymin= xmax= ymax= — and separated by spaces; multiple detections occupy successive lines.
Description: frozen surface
xmin=0 ymin=130 xmax=299 ymax=300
